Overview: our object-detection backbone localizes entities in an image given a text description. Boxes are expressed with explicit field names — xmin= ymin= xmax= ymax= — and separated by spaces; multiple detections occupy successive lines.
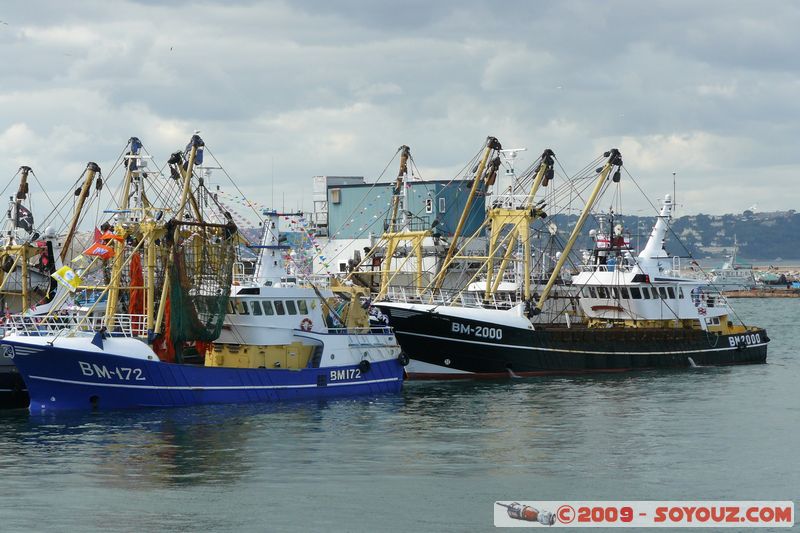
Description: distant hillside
xmin=547 ymin=209 xmax=799 ymax=261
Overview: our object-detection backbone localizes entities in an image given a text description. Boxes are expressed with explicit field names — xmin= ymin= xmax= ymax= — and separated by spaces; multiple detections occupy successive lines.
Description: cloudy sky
xmin=1 ymin=0 xmax=798 ymax=219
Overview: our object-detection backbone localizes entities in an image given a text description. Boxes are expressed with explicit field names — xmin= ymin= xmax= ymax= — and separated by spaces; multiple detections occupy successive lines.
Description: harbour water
xmin=0 ymin=299 xmax=796 ymax=532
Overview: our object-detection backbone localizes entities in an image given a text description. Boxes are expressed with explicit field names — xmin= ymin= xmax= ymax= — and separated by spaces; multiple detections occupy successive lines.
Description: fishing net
xmin=167 ymin=220 xmax=237 ymax=360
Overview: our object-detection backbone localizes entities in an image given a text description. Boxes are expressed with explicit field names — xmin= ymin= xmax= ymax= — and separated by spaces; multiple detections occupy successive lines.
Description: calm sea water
xmin=0 ymin=299 xmax=796 ymax=532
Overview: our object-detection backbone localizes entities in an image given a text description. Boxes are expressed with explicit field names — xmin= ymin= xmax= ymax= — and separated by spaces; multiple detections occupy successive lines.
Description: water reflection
xmin=0 ymin=367 xmax=752 ymax=491
xmin=0 ymin=399 xmax=410 ymax=489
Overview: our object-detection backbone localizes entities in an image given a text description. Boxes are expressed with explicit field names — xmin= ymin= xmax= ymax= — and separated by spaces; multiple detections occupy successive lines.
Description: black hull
xmin=377 ymin=305 xmax=768 ymax=379
xmin=0 ymin=365 xmax=29 ymax=408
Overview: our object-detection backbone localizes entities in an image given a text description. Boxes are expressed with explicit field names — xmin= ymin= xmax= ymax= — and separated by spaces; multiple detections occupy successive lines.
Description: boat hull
xmin=3 ymin=340 xmax=404 ymax=411
xmin=376 ymin=304 xmax=768 ymax=379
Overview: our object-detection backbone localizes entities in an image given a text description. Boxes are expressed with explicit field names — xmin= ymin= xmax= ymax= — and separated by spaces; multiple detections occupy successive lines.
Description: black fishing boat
xmin=372 ymin=145 xmax=769 ymax=378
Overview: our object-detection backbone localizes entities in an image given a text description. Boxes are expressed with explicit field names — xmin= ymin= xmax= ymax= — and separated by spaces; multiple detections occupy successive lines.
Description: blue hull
xmin=4 ymin=341 xmax=404 ymax=411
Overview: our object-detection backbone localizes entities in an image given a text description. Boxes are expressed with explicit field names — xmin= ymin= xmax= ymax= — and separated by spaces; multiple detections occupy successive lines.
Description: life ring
xmin=300 ymin=318 xmax=313 ymax=332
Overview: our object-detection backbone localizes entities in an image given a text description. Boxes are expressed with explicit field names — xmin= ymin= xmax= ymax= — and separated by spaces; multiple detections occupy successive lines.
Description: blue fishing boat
xmin=2 ymin=331 xmax=404 ymax=411
xmin=2 ymin=135 xmax=405 ymax=411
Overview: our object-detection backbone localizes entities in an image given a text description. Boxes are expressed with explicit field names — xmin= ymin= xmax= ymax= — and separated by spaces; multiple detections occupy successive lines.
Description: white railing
xmin=234 ymin=274 xmax=332 ymax=289
xmin=691 ymin=290 xmax=729 ymax=310
xmin=577 ymin=263 xmax=633 ymax=273
xmin=489 ymin=193 xmax=535 ymax=208
xmin=324 ymin=326 xmax=393 ymax=335
xmin=232 ymin=262 xmax=248 ymax=285
xmin=7 ymin=313 xmax=148 ymax=338
xmin=381 ymin=286 xmax=519 ymax=310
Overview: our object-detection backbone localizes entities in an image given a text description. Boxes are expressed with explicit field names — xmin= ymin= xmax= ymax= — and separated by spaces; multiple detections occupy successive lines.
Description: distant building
xmin=312 ymin=176 xmax=365 ymax=236
xmin=326 ymin=180 xmax=486 ymax=240
xmin=313 ymin=177 xmax=488 ymax=278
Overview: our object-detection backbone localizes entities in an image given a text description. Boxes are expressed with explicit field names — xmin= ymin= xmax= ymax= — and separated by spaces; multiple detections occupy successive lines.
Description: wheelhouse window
xmin=620 ymin=287 xmax=630 ymax=299
xmin=678 ymin=287 xmax=685 ymax=299
xmin=642 ymin=288 xmax=651 ymax=299
xmin=286 ymin=300 xmax=298 ymax=315
xmin=658 ymin=287 xmax=668 ymax=299
xmin=297 ymin=300 xmax=309 ymax=314
xmin=262 ymin=300 xmax=275 ymax=315
xmin=274 ymin=301 xmax=286 ymax=315
xmin=667 ymin=287 xmax=676 ymax=299
xmin=227 ymin=300 xmax=235 ymax=314
xmin=630 ymin=287 xmax=641 ymax=299
xmin=611 ymin=287 xmax=619 ymax=299
xmin=597 ymin=287 xmax=609 ymax=299
xmin=237 ymin=300 xmax=249 ymax=315
xmin=251 ymin=301 xmax=262 ymax=316
xmin=588 ymin=287 xmax=597 ymax=298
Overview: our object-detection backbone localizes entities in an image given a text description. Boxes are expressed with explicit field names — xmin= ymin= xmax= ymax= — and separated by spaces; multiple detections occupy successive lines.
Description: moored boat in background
xmin=0 ymin=165 xmax=68 ymax=407
xmin=707 ymin=236 xmax=757 ymax=291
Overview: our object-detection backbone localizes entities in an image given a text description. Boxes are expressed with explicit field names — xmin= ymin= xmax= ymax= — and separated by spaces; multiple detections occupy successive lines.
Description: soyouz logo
xmin=494 ymin=501 xmax=794 ymax=528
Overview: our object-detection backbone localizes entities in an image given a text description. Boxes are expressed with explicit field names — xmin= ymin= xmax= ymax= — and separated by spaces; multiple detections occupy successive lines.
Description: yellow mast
xmin=522 ymin=149 xmax=555 ymax=209
xmin=61 ymin=162 xmax=100 ymax=263
xmin=176 ymin=136 xmax=203 ymax=217
xmin=14 ymin=166 xmax=32 ymax=311
xmin=484 ymin=149 xmax=555 ymax=299
xmin=20 ymin=246 xmax=29 ymax=312
xmin=433 ymin=136 xmax=502 ymax=290
xmin=388 ymin=145 xmax=410 ymax=233
xmin=533 ymin=149 xmax=623 ymax=314
xmin=153 ymin=135 xmax=203 ymax=337
xmin=104 ymin=140 xmax=139 ymax=325
xmin=15 ymin=166 xmax=30 ymax=213
xmin=376 ymin=230 xmax=430 ymax=299
xmin=145 ymin=224 xmax=157 ymax=331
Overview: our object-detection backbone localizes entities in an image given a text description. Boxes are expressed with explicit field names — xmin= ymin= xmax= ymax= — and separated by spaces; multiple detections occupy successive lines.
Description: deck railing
xmin=577 ymin=263 xmax=634 ymax=273
xmin=320 ymin=326 xmax=394 ymax=335
xmin=381 ymin=286 xmax=519 ymax=310
xmin=6 ymin=314 xmax=148 ymax=338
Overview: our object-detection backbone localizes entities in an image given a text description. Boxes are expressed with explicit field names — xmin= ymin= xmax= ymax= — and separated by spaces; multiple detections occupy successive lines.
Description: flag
xmin=94 ymin=227 xmax=103 ymax=242
xmin=15 ymin=205 xmax=34 ymax=233
xmin=92 ymin=331 xmax=105 ymax=350
xmin=84 ymin=242 xmax=115 ymax=260
xmin=71 ymin=254 xmax=90 ymax=269
xmin=51 ymin=265 xmax=83 ymax=292
xmin=100 ymin=230 xmax=124 ymax=242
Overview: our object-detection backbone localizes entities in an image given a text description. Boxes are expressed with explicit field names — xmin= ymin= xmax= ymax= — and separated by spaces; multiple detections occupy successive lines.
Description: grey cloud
xmin=0 ymin=0 xmax=797 ymax=218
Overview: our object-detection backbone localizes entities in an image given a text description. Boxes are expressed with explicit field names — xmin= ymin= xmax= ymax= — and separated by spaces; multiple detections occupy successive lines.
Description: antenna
xmin=499 ymin=148 xmax=527 ymax=175
xmin=672 ymin=171 xmax=677 ymax=217
xmin=271 ymin=156 xmax=275 ymax=210
xmin=498 ymin=148 xmax=527 ymax=206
